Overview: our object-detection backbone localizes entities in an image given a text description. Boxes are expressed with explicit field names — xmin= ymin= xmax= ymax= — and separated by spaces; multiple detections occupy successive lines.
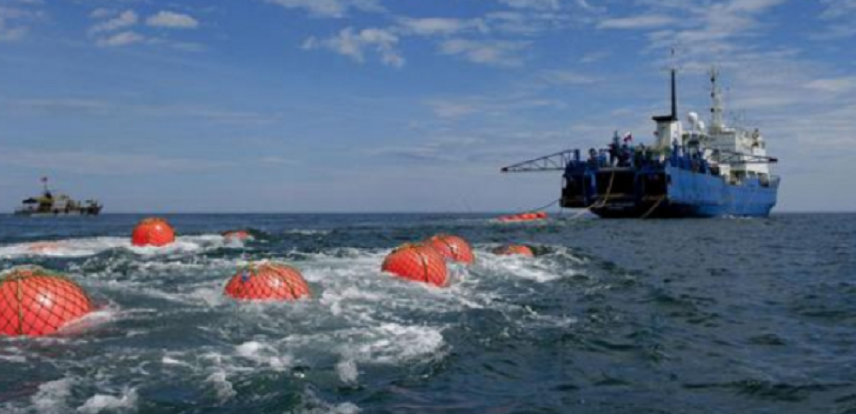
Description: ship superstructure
xmin=501 ymin=68 xmax=779 ymax=218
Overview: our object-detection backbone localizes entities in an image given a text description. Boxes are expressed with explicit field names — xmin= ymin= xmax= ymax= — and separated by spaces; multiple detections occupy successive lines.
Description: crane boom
xmin=500 ymin=149 xmax=577 ymax=173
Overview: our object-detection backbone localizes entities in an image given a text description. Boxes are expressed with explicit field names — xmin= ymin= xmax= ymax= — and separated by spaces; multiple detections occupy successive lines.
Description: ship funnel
xmin=652 ymin=68 xmax=682 ymax=149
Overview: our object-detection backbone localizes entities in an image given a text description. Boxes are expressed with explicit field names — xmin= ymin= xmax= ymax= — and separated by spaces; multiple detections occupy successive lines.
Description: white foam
xmin=295 ymin=390 xmax=360 ymax=414
xmin=76 ymin=388 xmax=137 ymax=414
xmin=0 ymin=237 xmax=126 ymax=259
xmin=32 ymin=378 xmax=75 ymax=414
xmin=343 ymin=323 xmax=445 ymax=364
xmin=0 ymin=234 xmax=235 ymax=259
xmin=205 ymin=371 xmax=236 ymax=402
xmin=478 ymin=251 xmax=572 ymax=283
xmin=234 ymin=341 xmax=292 ymax=371
xmin=126 ymin=235 xmax=226 ymax=256
xmin=336 ymin=359 xmax=359 ymax=384
xmin=284 ymin=229 xmax=330 ymax=236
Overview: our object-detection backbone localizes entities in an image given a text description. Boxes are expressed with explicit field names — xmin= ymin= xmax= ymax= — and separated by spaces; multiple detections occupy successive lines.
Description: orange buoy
xmin=382 ymin=243 xmax=448 ymax=287
xmin=224 ymin=262 xmax=311 ymax=301
xmin=222 ymin=230 xmax=252 ymax=242
xmin=27 ymin=241 xmax=64 ymax=253
xmin=493 ymin=244 xmax=535 ymax=257
xmin=425 ymin=234 xmax=475 ymax=264
xmin=131 ymin=217 xmax=175 ymax=247
xmin=0 ymin=266 xmax=94 ymax=337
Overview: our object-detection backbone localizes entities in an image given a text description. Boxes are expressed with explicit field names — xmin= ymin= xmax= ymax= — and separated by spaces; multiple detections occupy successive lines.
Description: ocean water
xmin=0 ymin=213 xmax=854 ymax=414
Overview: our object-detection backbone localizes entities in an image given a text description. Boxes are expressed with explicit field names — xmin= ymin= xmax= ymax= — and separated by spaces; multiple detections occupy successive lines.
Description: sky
xmin=0 ymin=0 xmax=854 ymax=213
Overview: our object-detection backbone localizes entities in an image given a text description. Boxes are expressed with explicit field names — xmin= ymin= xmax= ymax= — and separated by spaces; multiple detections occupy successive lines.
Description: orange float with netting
xmin=27 ymin=242 xmax=64 ymax=253
xmin=493 ymin=244 xmax=535 ymax=257
xmin=382 ymin=243 xmax=448 ymax=287
xmin=496 ymin=212 xmax=546 ymax=223
xmin=131 ymin=217 xmax=175 ymax=247
xmin=425 ymin=234 xmax=475 ymax=265
xmin=222 ymin=230 xmax=251 ymax=242
xmin=223 ymin=262 xmax=311 ymax=301
xmin=0 ymin=266 xmax=94 ymax=337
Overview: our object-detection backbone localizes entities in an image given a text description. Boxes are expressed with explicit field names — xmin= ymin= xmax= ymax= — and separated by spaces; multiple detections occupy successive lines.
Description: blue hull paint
xmin=561 ymin=161 xmax=779 ymax=219
xmin=660 ymin=166 xmax=778 ymax=218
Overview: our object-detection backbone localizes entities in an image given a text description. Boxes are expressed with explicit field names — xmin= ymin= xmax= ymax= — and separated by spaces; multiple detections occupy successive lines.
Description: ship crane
xmin=500 ymin=149 xmax=580 ymax=173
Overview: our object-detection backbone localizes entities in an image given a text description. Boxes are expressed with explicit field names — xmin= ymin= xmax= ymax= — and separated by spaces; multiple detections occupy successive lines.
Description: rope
xmin=416 ymin=250 xmax=430 ymax=284
xmin=566 ymin=169 xmax=617 ymax=221
xmin=16 ymin=277 xmax=23 ymax=335
xmin=639 ymin=195 xmax=666 ymax=219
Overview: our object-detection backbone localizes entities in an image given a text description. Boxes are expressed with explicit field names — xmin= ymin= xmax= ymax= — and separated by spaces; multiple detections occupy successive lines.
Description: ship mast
xmin=710 ymin=67 xmax=725 ymax=132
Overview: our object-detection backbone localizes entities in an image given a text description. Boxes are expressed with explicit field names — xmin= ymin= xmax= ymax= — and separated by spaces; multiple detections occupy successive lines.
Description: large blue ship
xmin=501 ymin=69 xmax=780 ymax=218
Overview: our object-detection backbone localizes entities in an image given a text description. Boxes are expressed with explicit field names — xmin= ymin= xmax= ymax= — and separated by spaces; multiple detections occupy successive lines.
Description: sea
xmin=0 ymin=213 xmax=854 ymax=414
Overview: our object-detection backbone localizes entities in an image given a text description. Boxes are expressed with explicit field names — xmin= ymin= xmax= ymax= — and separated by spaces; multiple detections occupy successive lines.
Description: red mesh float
xmin=224 ymin=262 xmax=311 ymax=301
xmin=27 ymin=242 xmax=64 ymax=253
xmin=425 ymin=234 xmax=475 ymax=265
xmin=382 ymin=243 xmax=448 ymax=287
xmin=0 ymin=266 xmax=94 ymax=337
xmin=493 ymin=244 xmax=535 ymax=257
xmin=222 ymin=230 xmax=251 ymax=242
xmin=496 ymin=212 xmax=547 ymax=223
xmin=131 ymin=217 xmax=175 ymax=247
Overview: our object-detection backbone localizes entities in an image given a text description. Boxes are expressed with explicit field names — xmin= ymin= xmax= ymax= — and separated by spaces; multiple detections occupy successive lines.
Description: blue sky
xmin=1 ymin=0 xmax=854 ymax=212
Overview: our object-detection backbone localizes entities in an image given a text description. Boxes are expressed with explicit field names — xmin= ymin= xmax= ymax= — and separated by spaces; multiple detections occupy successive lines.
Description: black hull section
xmin=591 ymin=201 xmax=717 ymax=219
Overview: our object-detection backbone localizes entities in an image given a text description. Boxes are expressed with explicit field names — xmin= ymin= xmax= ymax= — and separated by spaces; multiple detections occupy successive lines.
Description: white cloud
xmin=805 ymin=77 xmax=856 ymax=94
xmin=580 ymin=50 xmax=610 ymax=63
xmin=260 ymin=156 xmax=300 ymax=166
xmin=439 ymin=38 xmax=527 ymax=67
xmin=539 ymin=69 xmax=596 ymax=85
xmin=0 ymin=148 xmax=234 ymax=175
xmin=0 ymin=5 xmax=39 ymax=42
xmin=304 ymin=27 xmax=404 ymax=68
xmin=90 ymin=8 xmax=113 ymax=19
xmin=397 ymin=17 xmax=486 ymax=37
xmin=96 ymin=30 xmax=145 ymax=47
xmin=598 ymin=14 xmax=674 ymax=30
xmin=426 ymin=93 xmax=564 ymax=119
xmin=265 ymin=0 xmax=382 ymax=18
xmin=632 ymin=0 xmax=786 ymax=61
xmin=499 ymin=0 xmax=560 ymax=11
xmin=146 ymin=11 xmax=198 ymax=29
xmin=816 ymin=0 xmax=856 ymax=38
xmin=89 ymin=10 xmax=137 ymax=34
xmin=7 ymin=98 xmax=111 ymax=114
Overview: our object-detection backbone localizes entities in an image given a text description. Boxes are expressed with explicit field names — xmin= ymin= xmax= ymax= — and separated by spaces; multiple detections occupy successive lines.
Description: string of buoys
xmin=496 ymin=211 xmax=548 ymax=223
xmin=3 ymin=217 xmax=541 ymax=336
xmin=0 ymin=266 xmax=94 ymax=337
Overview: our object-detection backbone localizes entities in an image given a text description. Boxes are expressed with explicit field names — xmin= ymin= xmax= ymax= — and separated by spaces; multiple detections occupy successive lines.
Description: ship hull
xmin=14 ymin=207 xmax=102 ymax=217
xmin=564 ymin=165 xmax=778 ymax=219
